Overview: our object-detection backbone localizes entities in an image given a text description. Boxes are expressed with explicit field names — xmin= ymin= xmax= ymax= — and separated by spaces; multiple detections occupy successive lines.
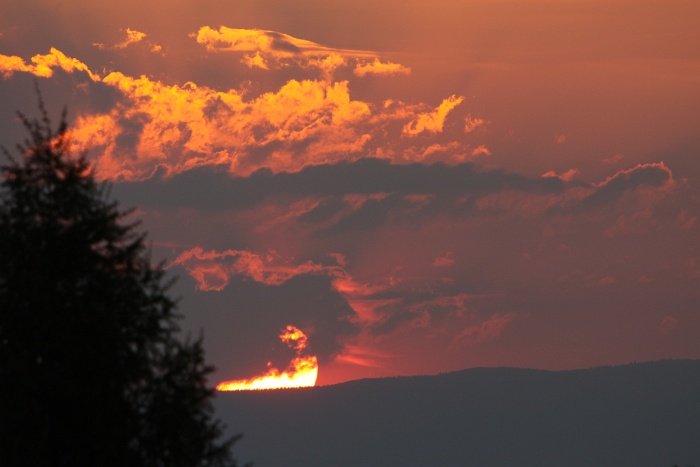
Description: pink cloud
xmin=432 ymin=252 xmax=455 ymax=267
xmin=542 ymin=168 xmax=579 ymax=182
xmin=456 ymin=313 xmax=516 ymax=344
xmin=170 ymin=247 xmax=344 ymax=290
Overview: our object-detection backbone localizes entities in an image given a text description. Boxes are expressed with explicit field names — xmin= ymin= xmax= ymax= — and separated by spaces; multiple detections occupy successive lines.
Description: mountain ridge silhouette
xmin=215 ymin=359 xmax=700 ymax=466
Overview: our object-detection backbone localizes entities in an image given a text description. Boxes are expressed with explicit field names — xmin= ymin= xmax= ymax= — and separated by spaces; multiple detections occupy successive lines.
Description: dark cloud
xmin=321 ymin=196 xmax=397 ymax=235
xmin=297 ymin=197 xmax=347 ymax=223
xmin=115 ymin=112 xmax=151 ymax=154
xmin=111 ymin=159 xmax=678 ymax=237
xmin=201 ymin=96 xmax=231 ymax=121
xmin=112 ymin=158 xmax=569 ymax=210
xmin=552 ymin=163 xmax=673 ymax=214
xmin=581 ymin=163 xmax=672 ymax=207
xmin=0 ymin=71 xmax=122 ymax=155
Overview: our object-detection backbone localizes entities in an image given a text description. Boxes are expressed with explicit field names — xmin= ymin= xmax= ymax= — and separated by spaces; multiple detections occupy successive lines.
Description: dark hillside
xmin=215 ymin=360 xmax=700 ymax=467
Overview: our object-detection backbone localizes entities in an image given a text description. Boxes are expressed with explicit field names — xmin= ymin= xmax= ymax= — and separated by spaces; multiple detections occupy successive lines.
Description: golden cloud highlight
xmin=241 ymin=51 xmax=269 ymax=69
xmin=354 ymin=59 xmax=411 ymax=77
xmin=464 ymin=114 xmax=485 ymax=133
xmin=169 ymin=247 xmax=344 ymax=290
xmin=4 ymin=46 xmax=477 ymax=180
xmin=194 ymin=26 xmax=374 ymax=58
xmin=71 ymin=73 xmax=375 ymax=180
xmin=115 ymin=28 xmax=146 ymax=49
xmin=93 ymin=28 xmax=163 ymax=53
xmin=403 ymin=95 xmax=464 ymax=136
xmin=0 ymin=48 xmax=99 ymax=80
xmin=596 ymin=162 xmax=673 ymax=189
xmin=193 ymin=26 xmax=411 ymax=81
xmin=72 ymin=71 xmax=469 ymax=180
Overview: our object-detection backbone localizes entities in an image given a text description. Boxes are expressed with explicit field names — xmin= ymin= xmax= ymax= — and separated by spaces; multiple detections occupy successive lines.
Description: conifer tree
xmin=0 ymin=97 xmax=239 ymax=466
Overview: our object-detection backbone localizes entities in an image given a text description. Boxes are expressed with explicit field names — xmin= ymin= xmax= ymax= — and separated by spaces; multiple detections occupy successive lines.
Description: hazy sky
xmin=2 ymin=0 xmax=699 ymax=385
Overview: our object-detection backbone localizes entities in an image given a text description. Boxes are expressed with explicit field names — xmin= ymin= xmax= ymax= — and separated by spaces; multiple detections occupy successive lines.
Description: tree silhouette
xmin=0 ymin=96 xmax=239 ymax=466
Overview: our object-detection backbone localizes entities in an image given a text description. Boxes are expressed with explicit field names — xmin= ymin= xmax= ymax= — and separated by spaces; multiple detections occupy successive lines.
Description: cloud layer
xmin=2 ymin=5 xmax=699 ymax=385
xmin=1 ymin=32 xmax=474 ymax=181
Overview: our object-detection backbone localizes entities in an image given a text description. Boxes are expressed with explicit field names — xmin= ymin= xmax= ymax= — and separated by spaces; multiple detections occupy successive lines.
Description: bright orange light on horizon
xmin=216 ymin=325 xmax=318 ymax=391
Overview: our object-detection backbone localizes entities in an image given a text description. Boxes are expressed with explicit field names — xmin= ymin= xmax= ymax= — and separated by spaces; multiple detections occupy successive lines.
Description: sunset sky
xmin=2 ymin=0 xmax=699 ymax=386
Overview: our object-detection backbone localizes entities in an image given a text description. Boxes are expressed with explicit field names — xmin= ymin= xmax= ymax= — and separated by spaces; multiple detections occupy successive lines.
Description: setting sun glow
xmin=216 ymin=325 xmax=318 ymax=391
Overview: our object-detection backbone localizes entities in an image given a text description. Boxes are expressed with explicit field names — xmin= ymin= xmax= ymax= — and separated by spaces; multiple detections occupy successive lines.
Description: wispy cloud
xmin=456 ymin=312 xmax=516 ymax=344
xmin=354 ymin=59 xmax=410 ymax=77
xmin=403 ymin=95 xmax=464 ymax=136
xmin=93 ymin=28 xmax=163 ymax=53
xmin=194 ymin=26 xmax=374 ymax=58
xmin=169 ymin=246 xmax=345 ymax=290
xmin=193 ymin=26 xmax=410 ymax=80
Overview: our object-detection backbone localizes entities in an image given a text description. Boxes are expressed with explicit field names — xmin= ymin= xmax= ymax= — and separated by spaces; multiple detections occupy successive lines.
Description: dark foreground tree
xmin=0 ymin=98 xmax=239 ymax=466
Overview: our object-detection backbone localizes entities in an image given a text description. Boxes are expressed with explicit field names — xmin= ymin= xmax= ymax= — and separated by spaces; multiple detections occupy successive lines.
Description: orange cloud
xmin=542 ymin=168 xmax=579 ymax=181
xmin=4 ymin=46 xmax=479 ymax=180
xmin=241 ymin=51 xmax=269 ymax=69
xmin=196 ymin=27 xmax=287 ymax=53
xmin=399 ymin=142 xmax=466 ymax=164
xmin=71 ymin=71 xmax=473 ymax=180
xmin=304 ymin=53 xmax=347 ymax=80
xmin=403 ymin=95 xmax=464 ymax=136
xmin=0 ymin=48 xmax=99 ymax=80
xmin=115 ymin=28 xmax=146 ymax=49
xmin=596 ymin=162 xmax=673 ymax=190
xmin=194 ymin=26 xmax=373 ymax=74
xmin=464 ymin=114 xmax=485 ymax=133
xmin=193 ymin=26 xmax=412 ymax=81
xmin=353 ymin=59 xmax=411 ymax=77
xmin=170 ymin=247 xmax=345 ymax=290
xmin=471 ymin=145 xmax=491 ymax=157
xmin=170 ymin=246 xmax=394 ymax=328
xmin=70 ymin=73 xmax=375 ymax=179
xmin=94 ymin=28 xmax=163 ymax=53
xmin=0 ymin=54 xmax=32 ymax=78
xmin=194 ymin=26 xmax=373 ymax=57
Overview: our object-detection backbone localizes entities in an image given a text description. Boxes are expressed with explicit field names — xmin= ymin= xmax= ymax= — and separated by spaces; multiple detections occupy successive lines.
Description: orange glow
xmin=279 ymin=325 xmax=309 ymax=351
xmin=3 ymin=46 xmax=477 ymax=181
xmin=0 ymin=48 xmax=99 ymax=80
xmin=194 ymin=26 xmax=375 ymax=59
xmin=170 ymin=246 xmax=346 ymax=290
xmin=403 ymin=94 xmax=464 ymax=136
xmin=216 ymin=325 xmax=318 ymax=391
xmin=353 ymin=59 xmax=411 ymax=77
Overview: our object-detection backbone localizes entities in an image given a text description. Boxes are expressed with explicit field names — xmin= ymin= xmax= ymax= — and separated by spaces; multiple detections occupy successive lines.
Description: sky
xmin=1 ymin=0 xmax=699 ymax=386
